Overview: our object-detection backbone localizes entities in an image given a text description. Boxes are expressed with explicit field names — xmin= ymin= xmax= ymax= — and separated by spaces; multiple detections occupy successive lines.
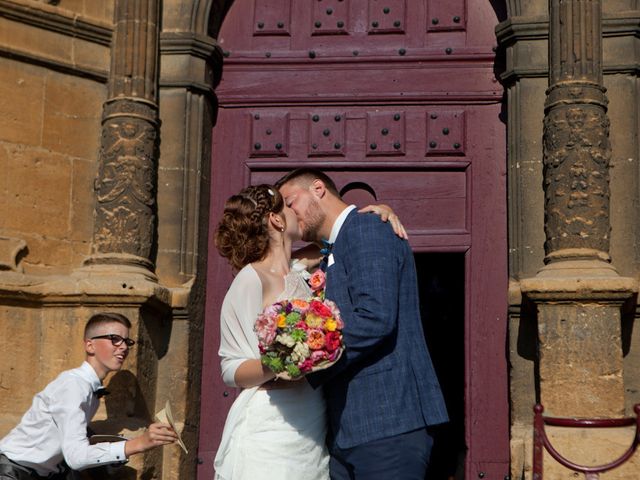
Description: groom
xmin=276 ymin=168 xmax=448 ymax=480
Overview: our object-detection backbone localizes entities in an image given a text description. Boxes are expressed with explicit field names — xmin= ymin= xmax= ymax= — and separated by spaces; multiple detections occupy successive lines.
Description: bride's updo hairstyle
xmin=214 ymin=184 xmax=285 ymax=270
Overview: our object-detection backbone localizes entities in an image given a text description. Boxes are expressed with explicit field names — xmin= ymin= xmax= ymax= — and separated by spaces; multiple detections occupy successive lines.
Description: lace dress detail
xmin=277 ymin=263 xmax=313 ymax=302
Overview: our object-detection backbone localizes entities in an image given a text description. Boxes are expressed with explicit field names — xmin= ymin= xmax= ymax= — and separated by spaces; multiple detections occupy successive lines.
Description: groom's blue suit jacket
xmin=308 ymin=209 xmax=448 ymax=449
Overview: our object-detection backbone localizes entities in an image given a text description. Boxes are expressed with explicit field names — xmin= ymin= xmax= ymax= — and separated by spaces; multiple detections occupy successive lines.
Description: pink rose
xmin=254 ymin=313 xmax=277 ymax=345
xmin=308 ymin=269 xmax=326 ymax=292
xmin=310 ymin=350 xmax=328 ymax=363
xmin=299 ymin=358 xmax=315 ymax=373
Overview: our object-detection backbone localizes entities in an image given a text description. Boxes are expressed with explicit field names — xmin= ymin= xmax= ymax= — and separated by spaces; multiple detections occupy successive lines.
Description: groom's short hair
xmin=275 ymin=168 xmax=340 ymax=197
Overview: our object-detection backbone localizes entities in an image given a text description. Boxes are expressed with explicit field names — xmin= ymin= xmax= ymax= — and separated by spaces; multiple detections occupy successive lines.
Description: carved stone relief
xmin=543 ymin=104 xmax=610 ymax=255
xmin=93 ymin=114 xmax=157 ymax=259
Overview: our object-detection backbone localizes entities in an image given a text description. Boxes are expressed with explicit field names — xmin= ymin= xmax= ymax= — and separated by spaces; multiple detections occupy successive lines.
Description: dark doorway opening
xmin=415 ymin=253 xmax=466 ymax=480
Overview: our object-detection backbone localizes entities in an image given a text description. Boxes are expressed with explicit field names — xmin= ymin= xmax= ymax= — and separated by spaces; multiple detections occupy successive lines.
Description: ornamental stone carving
xmin=543 ymin=104 xmax=611 ymax=255
xmin=542 ymin=0 xmax=611 ymax=262
xmin=87 ymin=0 xmax=160 ymax=269
xmin=93 ymin=116 xmax=157 ymax=258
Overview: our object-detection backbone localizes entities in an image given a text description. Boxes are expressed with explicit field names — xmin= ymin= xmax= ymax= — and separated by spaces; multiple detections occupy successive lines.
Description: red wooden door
xmin=199 ymin=1 xmax=508 ymax=479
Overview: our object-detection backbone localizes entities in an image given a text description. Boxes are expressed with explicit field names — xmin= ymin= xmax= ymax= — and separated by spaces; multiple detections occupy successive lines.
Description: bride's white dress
xmin=214 ymin=263 xmax=329 ymax=480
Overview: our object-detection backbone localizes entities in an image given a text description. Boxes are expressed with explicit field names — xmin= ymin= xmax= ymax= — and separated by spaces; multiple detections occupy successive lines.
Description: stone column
xmin=522 ymin=0 xmax=635 ymax=418
xmin=84 ymin=0 xmax=161 ymax=279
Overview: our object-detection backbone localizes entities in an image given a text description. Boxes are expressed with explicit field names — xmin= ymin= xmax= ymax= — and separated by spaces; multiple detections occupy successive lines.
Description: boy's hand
xmin=124 ymin=422 xmax=178 ymax=457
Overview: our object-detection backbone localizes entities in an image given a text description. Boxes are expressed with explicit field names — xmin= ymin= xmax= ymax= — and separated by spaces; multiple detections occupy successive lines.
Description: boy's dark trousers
xmin=0 ymin=454 xmax=73 ymax=480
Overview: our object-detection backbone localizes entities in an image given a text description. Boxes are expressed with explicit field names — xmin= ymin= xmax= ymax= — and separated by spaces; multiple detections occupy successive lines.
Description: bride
xmin=212 ymin=184 xmax=405 ymax=479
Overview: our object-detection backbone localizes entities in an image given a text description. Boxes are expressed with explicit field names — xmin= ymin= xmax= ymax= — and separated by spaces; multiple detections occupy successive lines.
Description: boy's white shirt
xmin=0 ymin=361 xmax=126 ymax=475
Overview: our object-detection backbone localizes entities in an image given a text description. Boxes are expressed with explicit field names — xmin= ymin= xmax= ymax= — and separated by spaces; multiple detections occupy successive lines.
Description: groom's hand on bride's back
xmin=359 ymin=204 xmax=409 ymax=240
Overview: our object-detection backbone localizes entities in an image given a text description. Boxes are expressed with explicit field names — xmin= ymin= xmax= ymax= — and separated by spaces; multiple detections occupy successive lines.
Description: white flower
xmin=276 ymin=333 xmax=296 ymax=348
xmin=293 ymin=342 xmax=310 ymax=360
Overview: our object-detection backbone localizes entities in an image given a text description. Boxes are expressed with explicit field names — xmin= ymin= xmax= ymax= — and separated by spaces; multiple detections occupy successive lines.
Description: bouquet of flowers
xmin=254 ymin=269 xmax=344 ymax=379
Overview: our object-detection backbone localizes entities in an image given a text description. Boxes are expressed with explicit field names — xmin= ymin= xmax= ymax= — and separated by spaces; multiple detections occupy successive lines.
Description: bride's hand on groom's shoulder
xmin=359 ymin=204 xmax=409 ymax=240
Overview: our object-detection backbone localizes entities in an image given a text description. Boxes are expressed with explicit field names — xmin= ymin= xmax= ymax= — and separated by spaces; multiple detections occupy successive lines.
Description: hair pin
xmin=267 ymin=188 xmax=275 ymax=196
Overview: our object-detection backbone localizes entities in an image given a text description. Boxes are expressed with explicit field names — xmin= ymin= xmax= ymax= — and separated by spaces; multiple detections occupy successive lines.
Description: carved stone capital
xmin=103 ymin=97 xmax=159 ymax=126
xmin=545 ymin=81 xmax=608 ymax=110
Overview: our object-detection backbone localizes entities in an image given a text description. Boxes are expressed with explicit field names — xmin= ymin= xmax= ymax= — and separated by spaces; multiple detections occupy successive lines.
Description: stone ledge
xmin=0 ymin=269 xmax=191 ymax=310
xmin=520 ymin=260 xmax=638 ymax=302
xmin=0 ymin=0 xmax=112 ymax=46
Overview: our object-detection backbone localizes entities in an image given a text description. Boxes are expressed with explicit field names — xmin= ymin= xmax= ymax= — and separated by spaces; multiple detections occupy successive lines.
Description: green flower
xmin=285 ymin=312 xmax=301 ymax=325
xmin=291 ymin=328 xmax=307 ymax=342
xmin=262 ymin=355 xmax=284 ymax=373
xmin=286 ymin=364 xmax=301 ymax=378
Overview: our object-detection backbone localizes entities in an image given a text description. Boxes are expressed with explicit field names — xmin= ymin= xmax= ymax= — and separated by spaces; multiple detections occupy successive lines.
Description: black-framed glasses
xmin=91 ymin=334 xmax=135 ymax=347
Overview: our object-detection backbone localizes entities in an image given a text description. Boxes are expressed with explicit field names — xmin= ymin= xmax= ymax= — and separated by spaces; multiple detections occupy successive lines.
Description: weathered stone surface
xmin=0 ymin=145 xmax=9 ymax=230
xmin=81 ymin=1 xmax=114 ymax=22
xmin=0 ymin=237 xmax=27 ymax=272
xmin=539 ymin=427 xmax=640 ymax=480
xmin=538 ymin=303 xmax=625 ymax=417
xmin=72 ymin=38 xmax=110 ymax=76
xmin=0 ymin=16 xmax=74 ymax=64
xmin=70 ymin=158 xmax=97 ymax=243
xmin=17 ymin=235 xmax=74 ymax=275
xmin=0 ymin=59 xmax=45 ymax=146
xmin=4 ymin=146 xmax=72 ymax=238
xmin=0 ymin=306 xmax=43 ymax=420
xmin=605 ymin=74 xmax=640 ymax=278
xmin=42 ymin=73 xmax=104 ymax=160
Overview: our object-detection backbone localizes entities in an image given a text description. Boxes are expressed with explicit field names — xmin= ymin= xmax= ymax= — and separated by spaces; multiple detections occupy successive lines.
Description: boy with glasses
xmin=0 ymin=312 xmax=178 ymax=480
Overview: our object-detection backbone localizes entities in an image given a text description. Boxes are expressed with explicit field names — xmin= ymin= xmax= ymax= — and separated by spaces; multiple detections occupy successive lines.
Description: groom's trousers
xmin=328 ymin=427 xmax=434 ymax=480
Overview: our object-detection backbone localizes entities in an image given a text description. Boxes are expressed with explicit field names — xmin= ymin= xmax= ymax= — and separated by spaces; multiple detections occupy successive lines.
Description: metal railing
xmin=533 ymin=404 xmax=640 ymax=479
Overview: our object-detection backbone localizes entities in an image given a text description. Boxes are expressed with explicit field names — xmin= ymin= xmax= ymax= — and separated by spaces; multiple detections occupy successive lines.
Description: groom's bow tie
xmin=94 ymin=387 xmax=110 ymax=399
xmin=320 ymin=239 xmax=333 ymax=256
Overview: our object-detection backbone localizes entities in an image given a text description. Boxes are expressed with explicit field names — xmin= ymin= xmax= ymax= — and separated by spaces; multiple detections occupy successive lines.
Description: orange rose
xmin=306 ymin=329 xmax=326 ymax=350
xmin=291 ymin=299 xmax=310 ymax=312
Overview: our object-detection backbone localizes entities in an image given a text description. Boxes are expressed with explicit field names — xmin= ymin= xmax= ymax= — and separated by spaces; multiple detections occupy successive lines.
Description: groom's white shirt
xmin=327 ymin=205 xmax=356 ymax=267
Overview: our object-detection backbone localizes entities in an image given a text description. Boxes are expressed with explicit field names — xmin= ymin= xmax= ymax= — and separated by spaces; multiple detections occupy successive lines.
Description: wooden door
xmin=199 ymin=1 xmax=508 ymax=478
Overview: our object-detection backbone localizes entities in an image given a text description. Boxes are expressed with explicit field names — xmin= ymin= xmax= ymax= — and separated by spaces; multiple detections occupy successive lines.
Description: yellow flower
xmin=305 ymin=313 xmax=324 ymax=328
xmin=324 ymin=318 xmax=337 ymax=332
xmin=277 ymin=314 xmax=287 ymax=328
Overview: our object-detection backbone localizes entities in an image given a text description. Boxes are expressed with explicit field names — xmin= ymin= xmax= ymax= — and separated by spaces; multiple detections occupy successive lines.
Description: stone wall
xmin=0 ymin=1 xmax=217 ymax=478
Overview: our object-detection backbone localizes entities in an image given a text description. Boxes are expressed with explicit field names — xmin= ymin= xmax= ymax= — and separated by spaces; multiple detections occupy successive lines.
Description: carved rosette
xmin=92 ymin=98 xmax=158 ymax=259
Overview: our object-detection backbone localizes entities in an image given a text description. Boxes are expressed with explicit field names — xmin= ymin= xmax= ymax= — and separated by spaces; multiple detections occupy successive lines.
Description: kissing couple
xmin=213 ymin=168 xmax=448 ymax=480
